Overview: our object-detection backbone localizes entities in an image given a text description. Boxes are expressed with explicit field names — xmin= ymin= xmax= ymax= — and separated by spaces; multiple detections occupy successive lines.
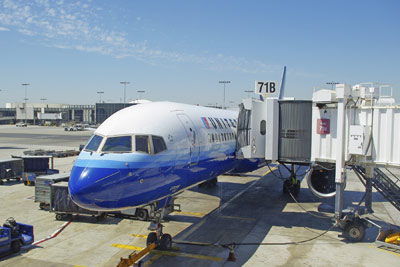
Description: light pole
xmin=326 ymin=82 xmax=339 ymax=90
xmin=97 ymin=91 xmax=104 ymax=103
xmin=22 ymin=83 xmax=30 ymax=123
xmin=219 ymin=80 xmax=230 ymax=109
xmin=244 ymin=90 xmax=252 ymax=98
xmin=120 ymin=81 xmax=130 ymax=106
xmin=137 ymin=90 xmax=145 ymax=100
xmin=22 ymin=83 xmax=30 ymax=103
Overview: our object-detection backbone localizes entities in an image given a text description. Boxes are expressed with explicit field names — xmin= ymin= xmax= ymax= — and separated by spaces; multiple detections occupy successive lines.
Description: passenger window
xmin=136 ymin=135 xmax=150 ymax=154
xmin=102 ymin=136 xmax=132 ymax=152
xmin=152 ymin=136 xmax=167 ymax=154
xmin=85 ymin=135 xmax=103 ymax=152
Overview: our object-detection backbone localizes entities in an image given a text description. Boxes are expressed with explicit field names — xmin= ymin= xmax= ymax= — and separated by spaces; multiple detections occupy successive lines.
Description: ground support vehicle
xmin=0 ymin=218 xmax=34 ymax=257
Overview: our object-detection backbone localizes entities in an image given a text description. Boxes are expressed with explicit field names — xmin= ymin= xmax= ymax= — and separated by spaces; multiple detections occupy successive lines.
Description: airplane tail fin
xmin=278 ymin=66 xmax=286 ymax=100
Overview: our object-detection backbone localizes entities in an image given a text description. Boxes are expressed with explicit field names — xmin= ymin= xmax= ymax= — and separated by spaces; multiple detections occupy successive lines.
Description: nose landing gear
xmin=146 ymin=207 xmax=173 ymax=250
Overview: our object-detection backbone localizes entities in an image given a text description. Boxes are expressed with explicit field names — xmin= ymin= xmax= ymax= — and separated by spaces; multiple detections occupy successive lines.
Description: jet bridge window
xmin=102 ymin=136 xmax=132 ymax=152
xmin=152 ymin=136 xmax=167 ymax=154
xmin=85 ymin=135 xmax=103 ymax=152
xmin=136 ymin=135 xmax=150 ymax=154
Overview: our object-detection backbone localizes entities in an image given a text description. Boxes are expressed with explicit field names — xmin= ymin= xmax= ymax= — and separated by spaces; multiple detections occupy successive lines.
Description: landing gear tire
xmin=343 ymin=220 xmax=366 ymax=242
xmin=159 ymin=234 xmax=172 ymax=250
xmin=55 ymin=214 xmax=63 ymax=221
xmin=146 ymin=232 xmax=158 ymax=247
xmin=136 ymin=209 xmax=149 ymax=221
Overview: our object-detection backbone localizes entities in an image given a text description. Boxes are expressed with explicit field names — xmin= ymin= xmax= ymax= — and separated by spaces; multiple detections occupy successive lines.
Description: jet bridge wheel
xmin=343 ymin=219 xmax=366 ymax=242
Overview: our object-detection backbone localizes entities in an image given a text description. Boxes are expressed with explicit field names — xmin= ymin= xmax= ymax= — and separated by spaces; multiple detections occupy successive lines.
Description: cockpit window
xmin=102 ymin=136 xmax=132 ymax=152
xmin=152 ymin=136 xmax=167 ymax=154
xmin=85 ymin=135 xmax=103 ymax=152
xmin=135 ymin=135 xmax=150 ymax=154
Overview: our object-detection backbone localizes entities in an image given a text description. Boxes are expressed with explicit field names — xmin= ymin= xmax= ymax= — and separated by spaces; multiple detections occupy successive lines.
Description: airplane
xmin=68 ymin=67 xmax=331 ymax=249
xmin=68 ymin=101 xmax=265 ymax=211
xmin=69 ymin=67 xmax=286 ymax=213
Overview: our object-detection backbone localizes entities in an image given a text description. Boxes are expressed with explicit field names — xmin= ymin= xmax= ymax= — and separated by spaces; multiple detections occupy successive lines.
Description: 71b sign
xmin=255 ymin=81 xmax=279 ymax=97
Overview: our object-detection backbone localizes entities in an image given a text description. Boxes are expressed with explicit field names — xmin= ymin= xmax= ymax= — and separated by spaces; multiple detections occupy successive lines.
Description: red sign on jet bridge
xmin=317 ymin=119 xmax=330 ymax=134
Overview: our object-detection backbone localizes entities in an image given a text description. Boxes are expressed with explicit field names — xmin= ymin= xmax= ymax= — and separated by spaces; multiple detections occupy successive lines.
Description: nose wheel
xmin=146 ymin=205 xmax=173 ymax=250
xmin=146 ymin=222 xmax=172 ymax=250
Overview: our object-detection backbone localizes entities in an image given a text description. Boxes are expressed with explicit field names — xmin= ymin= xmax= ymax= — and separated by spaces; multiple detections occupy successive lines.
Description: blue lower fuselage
xmin=69 ymin=149 xmax=256 ymax=211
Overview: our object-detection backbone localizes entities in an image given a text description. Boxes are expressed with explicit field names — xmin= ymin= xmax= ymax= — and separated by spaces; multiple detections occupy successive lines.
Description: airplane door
xmin=177 ymin=114 xmax=200 ymax=165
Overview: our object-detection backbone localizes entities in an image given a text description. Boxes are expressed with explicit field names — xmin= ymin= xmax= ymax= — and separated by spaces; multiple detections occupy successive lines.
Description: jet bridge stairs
xmin=353 ymin=166 xmax=400 ymax=212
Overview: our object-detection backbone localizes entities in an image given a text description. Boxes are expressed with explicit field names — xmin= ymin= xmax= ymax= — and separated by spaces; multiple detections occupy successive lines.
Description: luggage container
xmin=50 ymin=182 xmax=106 ymax=221
xmin=0 ymin=158 xmax=23 ymax=185
xmin=35 ymin=172 xmax=70 ymax=210
xmin=11 ymin=155 xmax=59 ymax=186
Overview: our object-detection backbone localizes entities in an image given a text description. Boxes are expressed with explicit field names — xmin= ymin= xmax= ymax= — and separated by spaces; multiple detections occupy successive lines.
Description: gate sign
xmin=317 ymin=119 xmax=330 ymax=134
xmin=255 ymin=81 xmax=279 ymax=97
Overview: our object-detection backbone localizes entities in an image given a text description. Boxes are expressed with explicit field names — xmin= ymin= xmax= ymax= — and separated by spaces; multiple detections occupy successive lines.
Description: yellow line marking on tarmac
xmin=172 ymin=211 xmax=206 ymax=217
xmin=111 ymin=244 xmax=144 ymax=251
xmin=218 ymin=215 xmax=256 ymax=221
xmin=143 ymin=254 xmax=162 ymax=267
xmin=263 ymin=166 xmax=278 ymax=177
xmin=369 ymin=245 xmax=400 ymax=257
xmin=178 ymin=218 xmax=207 ymax=240
xmin=150 ymin=250 xmax=223 ymax=261
xmin=130 ymin=234 xmax=148 ymax=238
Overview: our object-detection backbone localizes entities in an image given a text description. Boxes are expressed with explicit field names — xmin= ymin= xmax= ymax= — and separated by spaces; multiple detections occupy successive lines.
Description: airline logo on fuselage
xmin=201 ymin=117 xmax=236 ymax=129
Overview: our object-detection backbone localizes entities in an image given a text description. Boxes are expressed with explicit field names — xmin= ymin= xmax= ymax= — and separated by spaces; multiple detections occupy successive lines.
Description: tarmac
xmin=0 ymin=125 xmax=399 ymax=266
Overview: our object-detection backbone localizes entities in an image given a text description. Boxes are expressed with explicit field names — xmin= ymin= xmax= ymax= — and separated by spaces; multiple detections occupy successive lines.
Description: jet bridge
xmin=236 ymin=81 xmax=400 ymax=241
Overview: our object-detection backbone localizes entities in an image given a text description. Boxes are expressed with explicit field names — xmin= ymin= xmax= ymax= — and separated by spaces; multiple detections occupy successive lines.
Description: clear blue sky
xmin=0 ymin=0 xmax=399 ymax=107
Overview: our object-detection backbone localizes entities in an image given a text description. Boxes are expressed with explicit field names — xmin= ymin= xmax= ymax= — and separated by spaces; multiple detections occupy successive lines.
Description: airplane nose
xmin=69 ymin=165 xmax=122 ymax=210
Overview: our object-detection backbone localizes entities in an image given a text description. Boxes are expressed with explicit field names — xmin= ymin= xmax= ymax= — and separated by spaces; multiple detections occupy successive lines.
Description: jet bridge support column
xmin=365 ymin=165 xmax=374 ymax=213
xmin=334 ymin=84 xmax=350 ymax=219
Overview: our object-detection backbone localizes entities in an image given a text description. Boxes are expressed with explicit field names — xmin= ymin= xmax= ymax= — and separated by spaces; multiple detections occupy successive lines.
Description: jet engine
xmin=306 ymin=164 xmax=337 ymax=198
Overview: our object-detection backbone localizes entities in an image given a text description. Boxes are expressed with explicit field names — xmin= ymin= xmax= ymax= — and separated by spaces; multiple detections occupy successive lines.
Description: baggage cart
xmin=35 ymin=172 xmax=70 ymax=210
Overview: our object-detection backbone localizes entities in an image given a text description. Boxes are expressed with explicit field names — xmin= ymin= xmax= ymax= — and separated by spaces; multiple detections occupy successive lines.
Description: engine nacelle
xmin=306 ymin=164 xmax=337 ymax=198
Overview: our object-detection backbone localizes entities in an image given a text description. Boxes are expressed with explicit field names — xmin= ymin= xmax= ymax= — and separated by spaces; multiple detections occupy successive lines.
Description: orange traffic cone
xmin=227 ymin=248 xmax=236 ymax=262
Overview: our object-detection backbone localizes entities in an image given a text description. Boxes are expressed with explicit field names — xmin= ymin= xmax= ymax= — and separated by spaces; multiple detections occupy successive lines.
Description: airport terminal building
xmin=0 ymin=102 xmax=137 ymax=125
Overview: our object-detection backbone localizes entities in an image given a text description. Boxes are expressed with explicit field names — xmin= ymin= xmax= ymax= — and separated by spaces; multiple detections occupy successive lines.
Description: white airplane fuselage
xmin=69 ymin=101 xmax=263 ymax=211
